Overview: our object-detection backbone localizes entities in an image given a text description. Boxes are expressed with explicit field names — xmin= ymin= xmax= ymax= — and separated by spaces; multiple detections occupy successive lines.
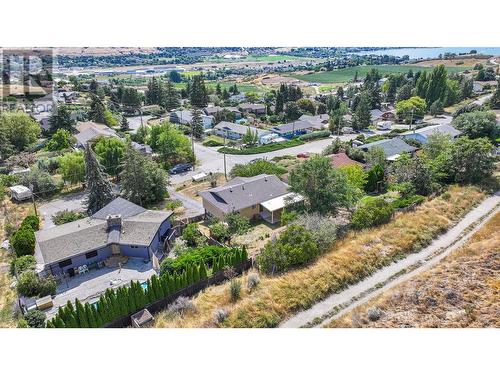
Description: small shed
xmin=35 ymin=295 xmax=53 ymax=310
xmin=10 ymin=185 xmax=33 ymax=201
xmin=131 ymin=308 xmax=154 ymax=328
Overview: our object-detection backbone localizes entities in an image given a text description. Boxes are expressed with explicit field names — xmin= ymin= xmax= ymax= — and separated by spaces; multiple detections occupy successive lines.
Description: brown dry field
xmin=329 ymin=211 xmax=500 ymax=328
xmin=55 ymin=47 xmax=159 ymax=56
xmin=411 ymin=57 xmax=490 ymax=68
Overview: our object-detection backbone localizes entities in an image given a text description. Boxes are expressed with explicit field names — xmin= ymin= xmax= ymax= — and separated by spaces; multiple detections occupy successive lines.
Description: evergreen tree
xmin=120 ymin=144 xmax=168 ymax=206
xmin=199 ymin=262 xmax=208 ymax=280
xmin=120 ymin=116 xmax=129 ymax=131
xmin=352 ymin=94 xmax=371 ymax=130
xmin=241 ymin=247 xmax=248 ymax=262
xmin=85 ymin=303 xmax=97 ymax=328
xmin=190 ymin=75 xmax=208 ymax=107
xmin=221 ymin=88 xmax=230 ymax=100
xmin=490 ymin=80 xmax=500 ymax=109
xmin=84 ymin=143 xmax=114 ymax=215
xmin=191 ymin=108 xmax=204 ymax=140
xmin=88 ymin=94 xmax=107 ymax=124
xmin=145 ymin=77 xmax=164 ymax=105
xmin=75 ymin=299 xmax=89 ymax=328
xmin=215 ymin=83 xmax=222 ymax=96
xmin=163 ymin=80 xmax=180 ymax=110
xmin=275 ymin=91 xmax=284 ymax=114
xmin=212 ymin=257 xmax=219 ymax=273
xmin=49 ymin=105 xmax=76 ymax=133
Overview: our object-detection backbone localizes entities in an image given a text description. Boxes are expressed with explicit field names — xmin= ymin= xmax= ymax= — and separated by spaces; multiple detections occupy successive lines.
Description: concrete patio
xmin=44 ymin=258 xmax=157 ymax=319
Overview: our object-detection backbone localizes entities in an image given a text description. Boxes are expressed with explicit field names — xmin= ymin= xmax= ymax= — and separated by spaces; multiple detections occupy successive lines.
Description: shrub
xmin=24 ymin=310 xmax=46 ymax=328
xmin=351 ymin=198 xmax=394 ymax=230
xmin=257 ymin=225 xmax=318 ymax=274
xmin=11 ymin=228 xmax=36 ymax=256
xmin=367 ymin=307 xmax=383 ymax=322
xmin=225 ymin=212 xmax=250 ymax=236
xmin=209 ymin=221 xmax=230 ymax=242
xmin=214 ymin=308 xmax=228 ymax=323
xmin=181 ymin=223 xmax=205 ymax=247
xmin=218 ymin=139 xmax=304 ymax=155
xmin=21 ymin=215 xmax=40 ymax=231
xmin=203 ymin=139 xmax=224 ymax=147
xmin=247 ymin=273 xmax=260 ymax=290
xmin=295 ymin=213 xmax=345 ymax=253
xmin=10 ymin=255 xmax=36 ymax=276
xmin=52 ymin=210 xmax=87 ymax=225
xmin=392 ymin=194 xmax=425 ymax=209
xmin=166 ymin=296 xmax=195 ymax=316
xmin=16 ymin=271 xmax=56 ymax=298
xmin=298 ymin=130 xmax=331 ymax=141
xmin=229 ymin=279 xmax=241 ymax=302
xmin=230 ymin=159 xmax=287 ymax=178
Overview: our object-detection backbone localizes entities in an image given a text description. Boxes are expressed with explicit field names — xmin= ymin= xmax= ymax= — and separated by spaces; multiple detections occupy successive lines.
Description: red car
xmin=296 ymin=152 xmax=310 ymax=158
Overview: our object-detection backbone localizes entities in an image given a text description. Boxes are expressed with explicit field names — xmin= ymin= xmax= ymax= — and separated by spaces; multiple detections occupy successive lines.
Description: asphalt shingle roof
xmin=199 ymin=174 xmax=290 ymax=214
xmin=360 ymin=138 xmax=416 ymax=158
xmin=35 ymin=198 xmax=173 ymax=265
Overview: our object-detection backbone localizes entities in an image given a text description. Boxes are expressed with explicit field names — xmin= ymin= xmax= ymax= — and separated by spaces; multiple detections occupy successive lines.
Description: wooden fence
xmin=103 ymin=258 xmax=253 ymax=328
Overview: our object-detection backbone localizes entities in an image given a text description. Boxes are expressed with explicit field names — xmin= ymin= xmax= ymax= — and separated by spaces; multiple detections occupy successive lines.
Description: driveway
xmin=167 ymin=187 xmax=204 ymax=219
xmin=126 ymin=114 xmax=153 ymax=134
xmin=38 ymin=191 xmax=87 ymax=229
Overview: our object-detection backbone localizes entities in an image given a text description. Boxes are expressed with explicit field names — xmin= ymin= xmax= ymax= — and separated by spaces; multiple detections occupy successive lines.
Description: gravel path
xmin=280 ymin=192 xmax=500 ymax=328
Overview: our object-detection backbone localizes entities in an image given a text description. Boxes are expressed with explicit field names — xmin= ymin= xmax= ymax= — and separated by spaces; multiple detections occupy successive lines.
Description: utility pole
xmin=223 ymin=132 xmax=227 ymax=181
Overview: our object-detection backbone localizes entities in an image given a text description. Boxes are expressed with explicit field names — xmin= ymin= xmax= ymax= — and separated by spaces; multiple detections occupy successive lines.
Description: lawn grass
xmin=288 ymin=65 xmax=468 ymax=84
xmin=330 ymin=210 xmax=500 ymax=328
xmin=153 ymin=185 xmax=485 ymax=328
xmin=218 ymin=139 xmax=304 ymax=155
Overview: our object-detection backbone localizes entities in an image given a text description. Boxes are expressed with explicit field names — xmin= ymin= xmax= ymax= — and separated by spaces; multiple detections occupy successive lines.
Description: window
xmin=85 ymin=250 xmax=98 ymax=259
xmin=58 ymin=259 xmax=72 ymax=268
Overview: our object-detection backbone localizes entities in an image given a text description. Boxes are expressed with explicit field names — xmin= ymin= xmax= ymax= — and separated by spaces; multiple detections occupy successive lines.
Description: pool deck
xmin=44 ymin=258 xmax=157 ymax=319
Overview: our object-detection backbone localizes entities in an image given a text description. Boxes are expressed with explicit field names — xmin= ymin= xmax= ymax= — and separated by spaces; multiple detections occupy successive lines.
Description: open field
xmin=411 ymin=56 xmax=490 ymax=68
xmin=154 ymin=185 xmax=485 ymax=328
xmin=288 ymin=64 xmax=469 ymax=84
xmin=329 ymin=211 xmax=500 ymax=328
xmin=205 ymin=54 xmax=308 ymax=64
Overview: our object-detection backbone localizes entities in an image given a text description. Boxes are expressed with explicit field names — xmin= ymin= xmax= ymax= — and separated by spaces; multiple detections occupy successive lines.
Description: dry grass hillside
xmin=155 ymin=185 xmax=485 ymax=328
xmin=329 ymin=211 xmax=500 ymax=328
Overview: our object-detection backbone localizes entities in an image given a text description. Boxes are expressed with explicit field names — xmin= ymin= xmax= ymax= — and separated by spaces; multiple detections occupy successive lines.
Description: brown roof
xmin=329 ymin=152 xmax=363 ymax=168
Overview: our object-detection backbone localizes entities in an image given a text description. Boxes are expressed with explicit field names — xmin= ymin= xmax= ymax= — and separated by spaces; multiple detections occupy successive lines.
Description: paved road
xmin=170 ymin=134 xmax=359 ymax=184
xmin=280 ymin=192 xmax=500 ymax=328
xmin=38 ymin=191 xmax=87 ymax=229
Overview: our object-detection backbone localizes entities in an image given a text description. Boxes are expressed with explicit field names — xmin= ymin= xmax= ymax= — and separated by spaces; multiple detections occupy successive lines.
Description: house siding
xmin=48 ymin=246 xmax=112 ymax=276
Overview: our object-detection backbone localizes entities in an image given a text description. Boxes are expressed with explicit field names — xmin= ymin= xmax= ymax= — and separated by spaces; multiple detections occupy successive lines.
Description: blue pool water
xmin=140 ymin=281 xmax=148 ymax=291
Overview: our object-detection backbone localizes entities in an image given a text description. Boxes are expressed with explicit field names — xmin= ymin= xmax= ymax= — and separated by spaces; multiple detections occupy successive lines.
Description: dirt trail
xmin=280 ymin=192 xmax=500 ymax=328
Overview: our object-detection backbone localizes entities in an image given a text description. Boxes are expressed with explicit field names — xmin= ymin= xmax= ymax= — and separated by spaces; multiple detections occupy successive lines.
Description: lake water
xmin=355 ymin=47 xmax=500 ymax=59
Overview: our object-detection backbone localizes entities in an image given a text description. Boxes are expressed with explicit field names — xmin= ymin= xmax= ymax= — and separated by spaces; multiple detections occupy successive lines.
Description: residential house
xmin=199 ymin=174 xmax=304 ymax=224
xmin=238 ymin=103 xmax=267 ymax=116
xmin=299 ymin=113 xmax=330 ymax=129
xmin=329 ymin=152 xmax=364 ymax=169
xmin=213 ymin=121 xmax=272 ymax=144
xmin=131 ymin=141 xmax=153 ymax=154
xmin=359 ymin=138 xmax=417 ymax=161
xmin=33 ymin=93 xmax=55 ymax=113
xmin=229 ymin=93 xmax=246 ymax=102
xmin=169 ymin=109 xmax=214 ymax=129
xmin=203 ymin=106 xmax=223 ymax=116
xmin=74 ymin=121 xmax=119 ymax=147
xmin=34 ymin=197 xmax=174 ymax=277
xmin=271 ymin=119 xmax=324 ymax=138
xmin=401 ymin=124 xmax=461 ymax=144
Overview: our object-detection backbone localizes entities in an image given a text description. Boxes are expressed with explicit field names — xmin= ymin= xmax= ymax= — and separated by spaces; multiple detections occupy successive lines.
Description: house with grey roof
xmin=213 ymin=121 xmax=270 ymax=144
xmin=238 ymin=103 xmax=267 ymax=116
xmin=199 ymin=174 xmax=303 ymax=224
xmin=299 ymin=113 xmax=330 ymax=129
xmin=359 ymin=138 xmax=417 ymax=161
xmin=401 ymin=124 xmax=461 ymax=144
xmin=34 ymin=197 xmax=173 ymax=277
xmin=169 ymin=109 xmax=214 ymax=129
xmin=271 ymin=119 xmax=324 ymax=138
xmin=74 ymin=121 xmax=119 ymax=147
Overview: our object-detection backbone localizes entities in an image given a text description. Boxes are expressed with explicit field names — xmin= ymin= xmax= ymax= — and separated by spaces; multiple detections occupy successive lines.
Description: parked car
xmin=342 ymin=126 xmax=355 ymax=134
xmin=168 ymin=163 xmax=193 ymax=174
xmin=297 ymin=152 xmax=309 ymax=159
xmin=376 ymin=121 xmax=392 ymax=130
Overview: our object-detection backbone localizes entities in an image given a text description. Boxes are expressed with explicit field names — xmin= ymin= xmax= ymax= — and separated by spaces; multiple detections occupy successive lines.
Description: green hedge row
xmin=298 ymin=130 xmax=331 ymax=141
xmin=218 ymin=139 xmax=304 ymax=155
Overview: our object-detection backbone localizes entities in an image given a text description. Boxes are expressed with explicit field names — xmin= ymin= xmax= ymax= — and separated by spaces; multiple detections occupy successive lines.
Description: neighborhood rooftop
xmin=360 ymin=138 xmax=417 ymax=158
xmin=35 ymin=197 xmax=173 ymax=265
xmin=199 ymin=174 xmax=290 ymax=214
xmin=401 ymin=123 xmax=461 ymax=138
xmin=213 ymin=121 xmax=268 ymax=136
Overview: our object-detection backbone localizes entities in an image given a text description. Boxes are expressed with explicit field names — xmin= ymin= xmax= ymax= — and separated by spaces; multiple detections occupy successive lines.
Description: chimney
xmin=106 ymin=214 xmax=122 ymax=229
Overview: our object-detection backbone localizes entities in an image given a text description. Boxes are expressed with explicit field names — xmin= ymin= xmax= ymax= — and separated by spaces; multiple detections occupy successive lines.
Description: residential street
xmin=170 ymin=134 xmax=359 ymax=184
xmin=280 ymin=191 xmax=500 ymax=328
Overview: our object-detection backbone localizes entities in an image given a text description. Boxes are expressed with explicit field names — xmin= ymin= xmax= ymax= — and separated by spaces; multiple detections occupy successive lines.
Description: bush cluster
xmin=218 ymin=139 xmax=304 ymax=155
xmin=16 ymin=271 xmax=57 ymax=298
xmin=10 ymin=215 xmax=39 ymax=257
xmin=351 ymin=198 xmax=394 ymax=230
xmin=52 ymin=210 xmax=87 ymax=225
xmin=298 ymin=130 xmax=331 ymax=141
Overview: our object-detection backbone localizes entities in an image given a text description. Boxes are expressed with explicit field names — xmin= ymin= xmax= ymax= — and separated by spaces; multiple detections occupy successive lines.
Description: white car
xmin=376 ymin=121 xmax=392 ymax=130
